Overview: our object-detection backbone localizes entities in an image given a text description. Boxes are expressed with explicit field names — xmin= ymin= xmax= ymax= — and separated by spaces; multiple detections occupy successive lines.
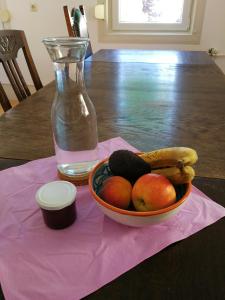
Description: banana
xmin=140 ymin=147 xmax=198 ymax=168
xmin=152 ymin=165 xmax=195 ymax=185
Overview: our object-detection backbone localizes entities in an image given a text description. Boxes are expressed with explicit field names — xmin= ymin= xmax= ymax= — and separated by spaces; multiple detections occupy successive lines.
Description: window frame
xmin=98 ymin=0 xmax=206 ymax=44
xmin=112 ymin=0 xmax=193 ymax=32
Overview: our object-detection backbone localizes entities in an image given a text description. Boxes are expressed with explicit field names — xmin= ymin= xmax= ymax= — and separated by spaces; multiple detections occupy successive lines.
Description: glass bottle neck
xmin=54 ymin=60 xmax=85 ymax=94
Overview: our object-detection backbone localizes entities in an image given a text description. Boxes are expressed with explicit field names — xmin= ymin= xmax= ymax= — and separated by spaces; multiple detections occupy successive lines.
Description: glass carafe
xmin=43 ymin=37 xmax=98 ymax=183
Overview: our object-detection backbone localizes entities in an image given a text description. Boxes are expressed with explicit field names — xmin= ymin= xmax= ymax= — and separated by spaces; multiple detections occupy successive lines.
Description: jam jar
xmin=36 ymin=181 xmax=77 ymax=229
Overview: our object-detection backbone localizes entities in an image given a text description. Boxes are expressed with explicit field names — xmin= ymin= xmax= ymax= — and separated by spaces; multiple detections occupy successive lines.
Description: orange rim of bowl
xmin=88 ymin=158 xmax=192 ymax=217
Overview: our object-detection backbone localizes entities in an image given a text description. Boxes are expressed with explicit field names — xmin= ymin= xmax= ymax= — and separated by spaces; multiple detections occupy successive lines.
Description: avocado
xmin=108 ymin=150 xmax=151 ymax=184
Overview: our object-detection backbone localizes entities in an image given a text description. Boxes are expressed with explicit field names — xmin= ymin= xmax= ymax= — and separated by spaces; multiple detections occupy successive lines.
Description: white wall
xmin=1 ymin=0 xmax=225 ymax=86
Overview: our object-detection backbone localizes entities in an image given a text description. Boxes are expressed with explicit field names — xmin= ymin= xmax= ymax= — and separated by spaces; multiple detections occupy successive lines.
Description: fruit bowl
xmin=89 ymin=158 xmax=192 ymax=227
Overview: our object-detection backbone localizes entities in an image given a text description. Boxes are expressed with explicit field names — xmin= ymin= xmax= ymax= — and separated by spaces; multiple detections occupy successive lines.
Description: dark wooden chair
xmin=0 ymin=30 xmax=43 ymax=107
xmin=0 ymin=81 xmax=12 ymax=112
xmin=63 ymin=5 xmax=93 ymax=58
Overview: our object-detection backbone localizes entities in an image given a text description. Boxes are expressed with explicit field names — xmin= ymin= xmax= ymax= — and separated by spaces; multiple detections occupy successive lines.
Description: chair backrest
xmin=0 ymin=30 xmax=43 ymax=103
xmin=63 ymin=5 xmax=93 ymax=58
xmin=63 ymin=6 xmax=74 ymax=37
xmin=0 ymin=81 xmax=11 ymax=112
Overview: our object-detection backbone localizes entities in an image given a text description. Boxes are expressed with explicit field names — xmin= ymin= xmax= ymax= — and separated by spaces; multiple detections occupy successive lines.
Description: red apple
xmin=99 ymin=176 xmax=132 ymax=209
xmin=132 ymin=174 xmax=176 ymax=211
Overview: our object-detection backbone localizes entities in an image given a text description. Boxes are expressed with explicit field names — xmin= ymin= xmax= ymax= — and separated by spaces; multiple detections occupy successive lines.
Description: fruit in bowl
xmin=132 ymin=173 xmax=176 ymax=212
xmin=89 ymin=147 xmax=197 ymax=227
xmin=99 ymin=176 xmax=132 ymax=209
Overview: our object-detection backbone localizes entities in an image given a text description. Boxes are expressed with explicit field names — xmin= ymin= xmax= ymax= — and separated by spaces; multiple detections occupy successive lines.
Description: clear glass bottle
xmin=43 ymin=37 xmax=98 ymax=182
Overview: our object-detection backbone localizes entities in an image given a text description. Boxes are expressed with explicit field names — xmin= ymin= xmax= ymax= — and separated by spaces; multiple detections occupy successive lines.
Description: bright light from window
xmin=119 ymin=0 xmax=184 ymax=24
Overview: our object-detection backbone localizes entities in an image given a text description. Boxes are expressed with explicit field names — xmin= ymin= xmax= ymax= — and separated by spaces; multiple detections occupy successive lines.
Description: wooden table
xmin=1 ymin=50 xmax=225 ymax=179
xmin=0 ymin=50 xmax=225 ymax=299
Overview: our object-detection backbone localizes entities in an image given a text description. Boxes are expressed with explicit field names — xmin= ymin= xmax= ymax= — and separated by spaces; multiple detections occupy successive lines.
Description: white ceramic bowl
xmin=89 ymin=158 xmax=192 ymax=227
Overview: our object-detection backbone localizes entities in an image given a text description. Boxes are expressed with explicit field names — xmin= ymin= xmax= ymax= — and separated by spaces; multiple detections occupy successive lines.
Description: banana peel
xmin=140 ymin=147 xmax=198 ymax=169
xmin=151 ymin=165 xmax=195 ymax=185
xmin=139 ymin=147 xmax=198 ymax=184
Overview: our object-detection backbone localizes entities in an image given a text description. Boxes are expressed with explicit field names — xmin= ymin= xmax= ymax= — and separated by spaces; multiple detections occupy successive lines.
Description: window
xmin=98 ymin=0 xmax=206 ymax=44
xmin=112 ymin=0 xmax=192 ymax=31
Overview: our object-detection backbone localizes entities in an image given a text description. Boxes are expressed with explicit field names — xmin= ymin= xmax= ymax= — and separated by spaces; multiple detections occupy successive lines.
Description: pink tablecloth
xmin=0 ymin=137 xmax=225 ymax=300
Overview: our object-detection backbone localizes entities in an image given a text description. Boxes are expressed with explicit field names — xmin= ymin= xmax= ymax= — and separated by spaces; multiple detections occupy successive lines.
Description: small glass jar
xmin=36 ymin=181 xmax=77 ymax=229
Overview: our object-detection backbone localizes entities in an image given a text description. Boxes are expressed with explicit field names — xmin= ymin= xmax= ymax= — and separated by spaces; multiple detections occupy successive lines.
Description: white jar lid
xmin=36 ymin=181 xmax=77 ymax=211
